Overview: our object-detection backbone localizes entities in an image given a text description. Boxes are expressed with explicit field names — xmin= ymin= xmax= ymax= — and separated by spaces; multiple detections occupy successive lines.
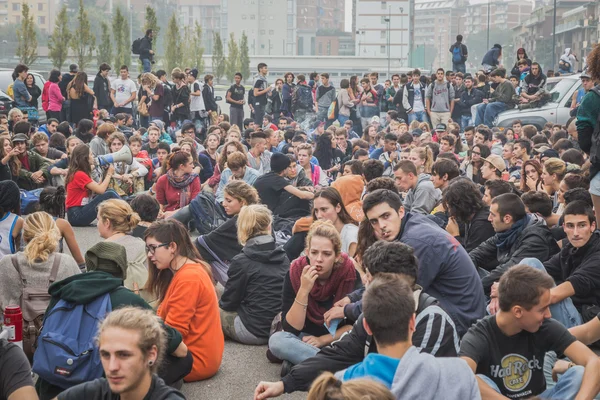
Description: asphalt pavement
xmin=71 ymin=226 xmax=305 ymax=400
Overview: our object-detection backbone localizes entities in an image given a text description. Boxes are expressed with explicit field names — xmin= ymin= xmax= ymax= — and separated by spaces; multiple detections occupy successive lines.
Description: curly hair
xmin=587 ymin=43 xmax=600 ymax=81
xmin=442 ymin=178 xmax=486 ymax=223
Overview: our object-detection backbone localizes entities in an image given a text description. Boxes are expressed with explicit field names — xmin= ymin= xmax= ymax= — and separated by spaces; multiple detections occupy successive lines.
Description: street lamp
xmin=399 ymin=7 xmax=404 ymax=67
xmin=486 ymin=0 xmax=491 ymax=50
xmin=551 ymin=0 xmax=557 ymax=71
xmin=356 ymin=29 xmax=365 ymax=56
xmin=384 ymin=7 xmax=391 ymax=77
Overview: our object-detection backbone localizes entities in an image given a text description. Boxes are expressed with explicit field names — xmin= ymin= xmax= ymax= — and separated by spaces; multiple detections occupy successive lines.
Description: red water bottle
xmin=3 ymin=305 xmax=23 ymax=349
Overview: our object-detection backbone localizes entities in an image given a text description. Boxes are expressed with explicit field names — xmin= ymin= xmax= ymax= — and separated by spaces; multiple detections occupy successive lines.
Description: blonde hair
xmin=544 ymin=157 xmax=567 ymax=181
xmin=23 ymin=212 xmax=61 ymax=263
xmin=408 ymin=120 xmax=420 ymax=131
xmin=297 ymin=143 xmax=313 ymax=156
xmin=305 ymin=220 xmax=342 ymax=257
xmin=97 ymin=199 xmax=141 ymax=234
xmin=223 ymin=180 xmax=260 ymax=206
xmin=418 ymin=122 xmax=431 ymax=132
xmin=96 ymin=307 xmax=166 ymax=374
xmin=411 ymin=146 xmax=434 ymax=174
xmin=140 ymin=72 xmax=160 ymax=88
xmin=307 ymin=372 xmax=395 ymax=400
xmin=237 ymin=204 xmax=272 ymax=245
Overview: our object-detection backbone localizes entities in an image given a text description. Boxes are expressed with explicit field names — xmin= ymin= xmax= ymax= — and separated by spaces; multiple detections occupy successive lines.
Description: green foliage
xmin=113 ymin=7 xmax=131 ymax=69
xmin=239 ymin=32 xmax=250 ymax=83
xmin=144 ymin=6 xmax=159 ymax=60
xmin=225 ymin=33 xmax=239 ymax=83
xmin=193 ymin=22 xmax=205 ymax=75
xmin=164 ymin=13 xmax=182 ymax=74
xmin=97 ymin=22 xmax=112 ymax=67
xmin=211 ymin=32 xmax=225 ymax=83
xmin=71 ymin=0 xmax=95 ymax=71
xmin=48 ymin=5 xmax=71 ymax=69
xmin=16 ymin=3 xmax=38 ymax=65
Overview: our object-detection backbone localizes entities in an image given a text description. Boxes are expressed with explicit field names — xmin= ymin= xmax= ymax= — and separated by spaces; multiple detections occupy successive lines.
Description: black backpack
xmin=131 ymin=38 xmax=143 ymax=55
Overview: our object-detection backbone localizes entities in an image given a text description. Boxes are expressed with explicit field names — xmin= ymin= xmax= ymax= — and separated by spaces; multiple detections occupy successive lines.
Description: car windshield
xmin=548 ymin=78 xmax=577 ymax=103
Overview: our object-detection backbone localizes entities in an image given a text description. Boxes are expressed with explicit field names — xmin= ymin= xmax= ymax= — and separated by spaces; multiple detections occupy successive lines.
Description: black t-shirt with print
xmin=58 ymin=375 xmax=184 ymax=400
xmin=253 ymin=77 xmax=268 ymax=107
xmin=227 ymin=84 xmax=245 ymax=109
xmin=142 ymin=143 xmax=158 ymax=160
xmin=254 ymin=172 xmax=289 ymax=213
xmin=0 ymin=339 xmax=34 ymax=400
xmin=459 ymin=316 xmax=576 ymax=399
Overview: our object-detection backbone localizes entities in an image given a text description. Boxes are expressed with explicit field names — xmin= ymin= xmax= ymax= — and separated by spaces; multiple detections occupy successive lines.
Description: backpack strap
xmin=591 ymin=86 xmax=600 ymax=98
xmin=10 ymin=254 xmax=26 ymax=285
xmin=48 ymin=253 xmax=61 ymax=285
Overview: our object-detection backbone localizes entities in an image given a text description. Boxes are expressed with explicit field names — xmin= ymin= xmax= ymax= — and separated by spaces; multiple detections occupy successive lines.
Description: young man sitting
xmin=56 ymin=307 xmax=185 ymax=399
xmin=334 ymin=274 xmax=479 ymax=399
xmin=370 ymin=133 xmax=400 ymax=177
xmin=393 ymin=160 xmax=441 ymax=215
xmin=11 ymin=133 xmax=51 ymax=190
xmin=474 ymin=68 xmax=517 ymax=128
xmin=482 ymin=180 xmax=513 ymax=206
xmin=460 ymin=265 xmax=600 ymax=400
xmin=430 ymin=158 xmax=460 ymax=192
xmin=215 ymin=151 xmax=260 ymax=203
xmin=521 ymin=191 xmax=560 ymax=228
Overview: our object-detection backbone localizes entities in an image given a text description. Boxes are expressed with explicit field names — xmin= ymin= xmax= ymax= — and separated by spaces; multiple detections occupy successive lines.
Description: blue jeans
xmin=408 ymin=111 xmax=428 ymax=124
xmin=460 ymin=115 xmax=472 ymax=130
xmin=268 ymin=331 xmax=319 ymax=365
xmin=453 ymin=62 xmax=466 ymax=73
xmin=520 ymin=258 xmax=583 ymax=329
xmin=474 ymin=102 xmax=507 ymax=128
xmin=142 ymin=58 xmax=151 ymax=73
xmin=337 ymin=115 xmax=349 ymax=125
xmin=478 ymin=365 xmax=584 ymax=399
xmin=67 ymin=190 xmax=121 ymax=227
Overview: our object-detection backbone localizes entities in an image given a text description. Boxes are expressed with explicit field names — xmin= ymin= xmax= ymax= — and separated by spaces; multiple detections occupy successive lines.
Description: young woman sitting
xmin=268 ymin=221 xmax=361 ymax=367
xmin=0 ymin=180 xmax=23 ymax=258
xmin=97 ymin=199 xmax=148 ymax=298
xmin=130 ymin=194 xmax=161 ymax=239
xmin=155 ymin=151 xmax=200 ymax=220
xmin=195 ymin=180 xmax=260 ymax=285
xmin=219 ymin=205 xmax=289 ymax=345
xmin=205 ymin=140 xmax=247 ymax=191
xmin=145 ymin=219 xmax=224 ymax=382
xmin=38 ymin=186 xmax=85 ymax=269
xmin=65 ymin=144 xmax=120 ymax=227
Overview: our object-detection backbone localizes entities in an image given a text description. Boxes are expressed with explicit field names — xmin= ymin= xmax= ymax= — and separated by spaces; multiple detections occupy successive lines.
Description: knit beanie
xmin=151 ymin=119 xmax=165 ymax=133
xmin=0 ymin=181 xmax=21 ymax=216
xmin=271 ymin=152 xmax=292 ymax=174
xmin=85 ymin=242 xmax=129 ymax=280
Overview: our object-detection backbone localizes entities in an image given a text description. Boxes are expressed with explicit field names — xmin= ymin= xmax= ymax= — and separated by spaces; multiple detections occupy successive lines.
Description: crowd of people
xmin=0 ymin=33 xmax=600 ymax=400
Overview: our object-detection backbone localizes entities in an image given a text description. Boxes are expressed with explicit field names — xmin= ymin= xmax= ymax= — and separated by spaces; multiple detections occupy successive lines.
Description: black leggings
xmin=159 ymin=351 xmax=193 ymax=385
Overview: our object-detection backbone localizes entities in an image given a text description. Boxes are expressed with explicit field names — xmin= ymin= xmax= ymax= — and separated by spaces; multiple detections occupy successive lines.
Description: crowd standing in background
xmin=1 ymin=32 xmax=600 ymax=400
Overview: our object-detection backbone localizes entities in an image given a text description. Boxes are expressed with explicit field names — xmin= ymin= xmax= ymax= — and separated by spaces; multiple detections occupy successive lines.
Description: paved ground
xmin=71 ymin=226 xmax=305 ymax=400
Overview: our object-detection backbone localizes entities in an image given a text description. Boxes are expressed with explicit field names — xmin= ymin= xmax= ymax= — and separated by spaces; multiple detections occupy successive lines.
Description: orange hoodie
xmin=157 ymin=263 xmax=224 ymax=382
xmin=332 ymin=175 xmax=365 ymax=222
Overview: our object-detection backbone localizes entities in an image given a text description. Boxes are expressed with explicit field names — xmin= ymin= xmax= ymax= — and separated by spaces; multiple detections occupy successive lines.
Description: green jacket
xmin=17 ymin=150 xmax=51 ymax=187
xmin=36 ymin=271 xmax=182 ymax=400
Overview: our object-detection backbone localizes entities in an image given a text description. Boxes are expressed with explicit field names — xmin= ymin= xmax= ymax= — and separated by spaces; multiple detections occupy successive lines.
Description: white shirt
xmin=111 ymin=78 xmax=137 ymax=108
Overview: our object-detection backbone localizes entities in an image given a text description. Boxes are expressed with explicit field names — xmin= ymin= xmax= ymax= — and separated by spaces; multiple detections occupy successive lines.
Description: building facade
xmin=4 ymin=0 xmax=58 ymax=33
xmin=297 ymin=0 xmax=345 ymax=55
xmin=177 ymin=0 xmax=220 ymax=54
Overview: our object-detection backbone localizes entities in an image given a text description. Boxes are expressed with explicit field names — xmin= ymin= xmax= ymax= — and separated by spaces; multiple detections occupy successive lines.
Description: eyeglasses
xmin=146 ymin=242 xmax=169 ymax=254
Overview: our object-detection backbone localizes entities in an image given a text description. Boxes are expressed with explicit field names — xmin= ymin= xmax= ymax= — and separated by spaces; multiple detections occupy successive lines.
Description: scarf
xmin=310 ymin=163 xmax=320 ymax=187
xmin=496 ymin=215 xmax=530 ymax=252
xmin=167 ymin=169 xmax=198 ymax=208
xmin=289 ymin=253 xmax=357 ymax=326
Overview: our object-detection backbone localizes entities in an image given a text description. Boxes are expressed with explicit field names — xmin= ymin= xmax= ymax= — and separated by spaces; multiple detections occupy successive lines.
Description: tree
xmin=97 ymin=22 xmax=112 ymax=67
xmin=16 ymin=3 xmax=38 ymax=65
xmin=239 ymin=31 xmax=250 ymax=83
xmin=48 ymin=5 xmax=71 ymax=69
xmin=71 ymin=0 xmax=95 ymax=71
xmin=113 ymin=7 xmax=130 ymax=69
xmin=225 ymin=33 xmax=239 ymax=83
xmin=144 ymin=6 xmax=159 ymax=60
xmin=211 ymin=32 xmax=225 ymax=83
xmin=193 ymin=22 xmax=205 ymax=74
xmin=164 ymin=13 xmax=182 ymax=74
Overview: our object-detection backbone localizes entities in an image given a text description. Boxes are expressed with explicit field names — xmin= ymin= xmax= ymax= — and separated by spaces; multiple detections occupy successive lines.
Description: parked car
xmin=494 ymin=74 xmax=582 ymax=130
xmin=0 ymin=68 xmax=47 ymax=125
xmin=0 ymin=89 xmax=13 ymax=116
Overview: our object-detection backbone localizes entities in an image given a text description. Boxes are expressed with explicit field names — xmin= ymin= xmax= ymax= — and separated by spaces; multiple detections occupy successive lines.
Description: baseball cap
xmin=540 ymin=149 xmax=559 ymax=160
xmin=11 ymin=133 xmax=29 ymax=143
xmin=483 ymin=154 xmax=506 ymax=172
xmin=435 ymin=123 xmax=447 ymax=132
xmin=581 ymin=72 xmax=591 ymax=80
xmin=411 ymin=128 xmax=423 ymax=136
xmin=69 ymin=64 xmax=79 ymax=73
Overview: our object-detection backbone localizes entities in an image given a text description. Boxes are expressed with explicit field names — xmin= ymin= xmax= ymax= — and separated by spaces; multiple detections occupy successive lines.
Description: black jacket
xmin=172 ymin=84 xmax=190 ymax=119
xmin=461 ymin=206 xmax=495 ymax=252
xmin=459 ymin=88 xmax=484 ymax=116
xmin=93 ymin=73 xmax=112 ymax=109
xmin=58 ymin=73 xmax=75 ymax=98
xmin=139 ymin=36 xmax=153 ymax=60
xmin=281 ymin=291 xmax=459 ymax=394
xmin=470 ymin=214 xmax=560 ymax=295
xmin=219 ymin=236 xmax=289 ymax=338
xmin=202 ymin=84 xmax=218 ymax=112
xmin=544 ymin=231 xmax=600 ymax=312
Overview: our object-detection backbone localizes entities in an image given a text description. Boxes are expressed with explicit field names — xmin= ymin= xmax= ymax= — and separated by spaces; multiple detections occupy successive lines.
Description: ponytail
xmin=23 ymin=212 xmax=60 ymax=263
xmin=237 ymin=204 xmax=272 ymax=245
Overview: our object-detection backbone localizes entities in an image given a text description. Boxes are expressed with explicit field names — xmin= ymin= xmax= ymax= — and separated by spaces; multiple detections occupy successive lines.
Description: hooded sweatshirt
xmin=219 ymin=235 xmax=289 ymax=338
xmin=335 ymin=346 xmax=480 ymax=399
xmin=482 ymin=46 xmax=502 ymax=67
xmin=403 ymin=173 xmax=442 ymax=215
xmin=331 ymin=175 xmax=365 ymax=222
xmin=36 ymin=272 xmax=183 ymax=400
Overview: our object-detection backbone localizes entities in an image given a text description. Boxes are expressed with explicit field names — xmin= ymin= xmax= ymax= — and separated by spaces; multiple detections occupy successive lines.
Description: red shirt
xmin=66 ymin=171 xmax=92 ymax=209
xmin=155 ymin=174 xmax=201 ymax=211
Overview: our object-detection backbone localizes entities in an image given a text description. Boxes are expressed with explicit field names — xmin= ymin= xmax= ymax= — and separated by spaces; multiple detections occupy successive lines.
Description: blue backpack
xmin=20 ymin=189 xmax=42 ymax=215
xmin=32 ymin=293 xmax=112 ymax=389
xmin=452 ymin=45 xmax=463 ymax=63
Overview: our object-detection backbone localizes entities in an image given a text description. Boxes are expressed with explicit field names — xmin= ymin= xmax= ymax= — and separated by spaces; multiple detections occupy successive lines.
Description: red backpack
xmin=41 ymin=81 xmax=51 ymax=112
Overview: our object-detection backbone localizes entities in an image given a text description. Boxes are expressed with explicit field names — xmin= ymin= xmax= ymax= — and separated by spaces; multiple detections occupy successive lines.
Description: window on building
xmin=318 ymin=42 xmax=322 ymax=55
xmin=15 ymin=15 xmax=20 ymax=23
xmin=381 ymin=31 xmax=386 ymax=39
xmin=12 ymin=3 xmax=19 ymax=11
xmin=380 ymin=45 xmax=386 ymax=54
xmin=38 ymin=3 xmax=43 ymax=11
xmin=38 ymin=16 xmax=45 ymax=24
xmin=381 ymin=1 xmax=387 ymax=9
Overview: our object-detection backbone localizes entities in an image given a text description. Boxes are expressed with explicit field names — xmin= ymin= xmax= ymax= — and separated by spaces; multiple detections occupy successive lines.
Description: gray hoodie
xmin=426 ymin=81 xmax=455 ymax=112
xmin=403 ymin=173 xmax=441 ymax=215
xmin=390 ymin=346 xmax=481 ymax=400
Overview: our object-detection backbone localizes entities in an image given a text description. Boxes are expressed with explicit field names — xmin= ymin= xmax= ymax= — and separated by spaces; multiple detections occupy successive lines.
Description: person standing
xmin=93 ymin=63 xmax=113 ymax=112
xmin=66 ymin=72 xmax=95 ymax=126
xmin=459 ymin=75 xmax=483 ymax=129
xmin=110 ymin=65 xmax=137 ymax=116
xmin=402 ymin=69 xmax=428 ymax=124
xmin=12 ymin=64 xmax=32 ymax=108
xmin=449 ymin=35 xmax=468 ymax=73
xmin=253 ymin=63 xmax=271 ymax=126
xmin=139 ymin=29 xmax=154 ymax=73
xmin=188 ymin=69 xmax=206 ymax=135
xmin=227 ymin=72 xmax=245 ymax=130
xmin=315 ymin=73 xmax=336 ymax=124
xmin=426 ymin=68 xmax=454 ymax=127
xmin=58 ymin=63 xmax=78 ymax=98
xmin=44 ymin=69 xmax=64 ymax=121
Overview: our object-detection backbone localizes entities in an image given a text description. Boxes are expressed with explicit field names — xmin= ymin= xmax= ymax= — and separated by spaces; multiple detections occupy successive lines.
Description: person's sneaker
xmin=266 ymin=348 xmax=282 ymax=364
xmin=280 ymin=360 xmax=293 ymax=378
